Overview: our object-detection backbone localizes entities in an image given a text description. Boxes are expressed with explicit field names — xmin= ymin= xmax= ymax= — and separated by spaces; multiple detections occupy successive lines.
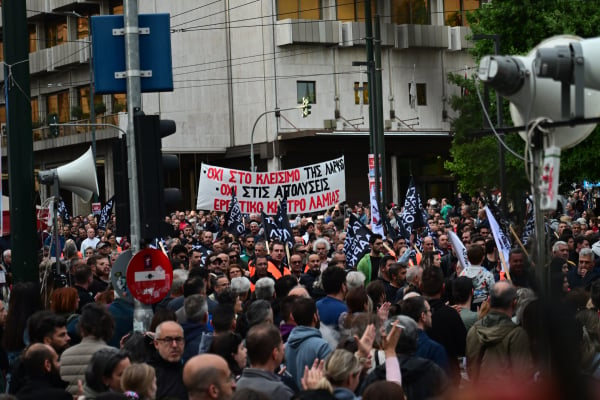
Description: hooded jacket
xmin=181 ymin=321 xmax=211 ymax=363
xmin=285 ymin=326 xmax=332 ymax=389
xmin=466 ymin=310 xmax=534 ymax=382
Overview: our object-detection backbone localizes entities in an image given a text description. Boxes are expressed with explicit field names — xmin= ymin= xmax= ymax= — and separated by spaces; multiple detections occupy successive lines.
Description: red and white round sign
xmin=126 ymin=248 xmax=173 ymax=304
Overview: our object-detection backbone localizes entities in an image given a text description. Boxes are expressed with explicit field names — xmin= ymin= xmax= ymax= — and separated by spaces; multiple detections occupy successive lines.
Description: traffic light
xmin=134 ymin=112 xmax=181 ymax=240
xmin=301 ymin=97 xmax=312 ymax=118
xmin=49 ymin=114 xmax=59 ymax=137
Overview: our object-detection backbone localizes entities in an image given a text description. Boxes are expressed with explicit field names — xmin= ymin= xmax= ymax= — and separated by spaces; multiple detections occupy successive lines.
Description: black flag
xmin=225 ymin=187 xmax=245 ymax=237
xmin=392 ymin=208 xmax=411 ymax=240
xmin=98 ymin=196 xmax=114 ymax=230
xmin=57 ymin=199 xmax=71 ymax=225
xmin=344 ymin=214 xmax=373 ymax=269
xmin=382 ymin=213 xmax=399 ymax=242
xmin=522 ymin=196 xmax=535 ymax=246
xmin=275 ymin=197 xmax=294 ymax=251
xmin=261 ymin=211 xmax=280 ymax=243
xmin=401 ymin=177 xmax=427 ymax=237
xmin=486 ymin=194 xmax=512 ymax=248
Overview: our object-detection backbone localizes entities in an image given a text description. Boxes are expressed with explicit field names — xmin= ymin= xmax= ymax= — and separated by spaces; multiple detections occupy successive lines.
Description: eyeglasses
xmin=291 ymin=260 xmax=303 ymax=264
xmin=211 ymin=259 xmax=223 ymax=264
xmin=156 ymin=336 xmax=184 ymax=345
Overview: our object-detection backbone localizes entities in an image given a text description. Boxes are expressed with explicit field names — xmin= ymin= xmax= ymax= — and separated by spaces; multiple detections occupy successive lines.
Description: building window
xmin=409 ymin=82 xmax=427 ymax=106
xmin=45 ymin=18 xmax=68 ymax=48
xmin=76 ymin=87 xmax=105 ymax=118
xmin=110 ymin=0 xmax=124 ymax=15
xmin=391 ymin=0 xmax=429 ymax=25
xmin=444 ymin=0 xmax=480 ymax=26
xmin=354 ymin=82 xmax=368 ymax=105
xmin=29 ymin=24 xmax=37 ymax=53
xmin=338 ymin=0 xmax=376 ymax=22
xmin=277 ymin=0 xmax=321 ymax=20
xmin=112 ymin=94 xmax=127 ymax=113
xmin=297 ymin=81 xmax=316 ymax=104
xmin=46 ymin=91 xmax=70 ymax=123
xmin=31 ymin=98 xmax=40 ymax=125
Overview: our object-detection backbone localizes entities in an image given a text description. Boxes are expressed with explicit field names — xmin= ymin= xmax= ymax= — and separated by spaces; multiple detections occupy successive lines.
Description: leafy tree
xmin=446 ymin=0 xmax=600 ymax=197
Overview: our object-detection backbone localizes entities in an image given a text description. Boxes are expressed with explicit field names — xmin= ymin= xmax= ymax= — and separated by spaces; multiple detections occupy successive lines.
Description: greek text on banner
xmin=196 ymin=157 xmax=346 ymax=214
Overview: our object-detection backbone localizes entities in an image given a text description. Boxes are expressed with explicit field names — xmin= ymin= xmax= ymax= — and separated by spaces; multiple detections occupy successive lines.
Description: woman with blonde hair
xmin=120 ymin=363 xmax=156 ymax=400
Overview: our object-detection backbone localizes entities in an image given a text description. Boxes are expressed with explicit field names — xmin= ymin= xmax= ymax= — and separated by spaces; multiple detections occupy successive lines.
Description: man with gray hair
xmin=568 ymin=247 xmax=599 ymax=289
xmin=231 ymin=276 xmax=251 ymax=303
xmin=466 ymin=281 xmax=533 ymax=383
xmin=181 ymin=294 xmax=210 ymax=363
xmin=254 ymin=277 xmax=275 ymax=301
xmin=361 ymin=315 xmax=448 ymax=399
xmin=551 ymin=240 xmax=569 ymax=260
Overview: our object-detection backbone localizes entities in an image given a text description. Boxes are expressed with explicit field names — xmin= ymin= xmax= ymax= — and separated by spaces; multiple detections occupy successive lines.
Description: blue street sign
xmin=92 ymin=14 xmax=174 ymax=94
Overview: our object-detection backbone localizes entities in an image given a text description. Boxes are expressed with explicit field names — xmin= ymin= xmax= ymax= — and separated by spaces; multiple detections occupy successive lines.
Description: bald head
xmin=184 ymin=354 xmax=234 ymax=400
xmin=489 ymin=281 xmax=517 ymax=311
xmin=288 ymin=286 xmax=310 ymax=298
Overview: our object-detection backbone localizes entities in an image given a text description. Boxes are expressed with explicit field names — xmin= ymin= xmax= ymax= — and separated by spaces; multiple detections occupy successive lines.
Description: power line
xmin=171 ymin=0 xmax=259 ymax=29
xmin=169 ymin=0 xmax=222 ymax=19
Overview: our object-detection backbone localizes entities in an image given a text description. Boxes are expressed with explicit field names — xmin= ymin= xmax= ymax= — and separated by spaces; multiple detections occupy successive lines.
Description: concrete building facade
xmin=1 ymin=0 xmax=478 ymax=213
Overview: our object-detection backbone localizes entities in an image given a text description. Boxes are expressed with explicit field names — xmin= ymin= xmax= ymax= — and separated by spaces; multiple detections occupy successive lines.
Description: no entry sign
xmin=126 ymin=248 xmax=173 ymax=304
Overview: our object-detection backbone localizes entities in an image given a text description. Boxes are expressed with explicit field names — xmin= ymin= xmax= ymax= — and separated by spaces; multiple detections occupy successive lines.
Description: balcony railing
xmin=31 ymin=113 xmax=120 ymax=142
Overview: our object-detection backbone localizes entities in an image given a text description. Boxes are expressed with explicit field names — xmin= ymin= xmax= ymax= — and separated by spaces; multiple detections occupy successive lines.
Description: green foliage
xmin=447 ymin=0 xmax=600 ymax=196
xmin=94 ymin=102 xmax=107 ymax=115
xmin=71 ymin=105 xmax=83 ymax=120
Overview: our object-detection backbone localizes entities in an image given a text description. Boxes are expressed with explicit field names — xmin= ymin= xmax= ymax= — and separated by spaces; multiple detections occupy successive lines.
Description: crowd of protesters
xmin=0 ymin=187 xmax=600 ymax=399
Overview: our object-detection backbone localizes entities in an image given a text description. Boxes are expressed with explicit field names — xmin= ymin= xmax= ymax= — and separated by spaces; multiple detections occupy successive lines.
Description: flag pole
xmin=509 ymin=225 xmax=529 ymax=258
xmin=498 ymin=251 xmax=512 ymax=282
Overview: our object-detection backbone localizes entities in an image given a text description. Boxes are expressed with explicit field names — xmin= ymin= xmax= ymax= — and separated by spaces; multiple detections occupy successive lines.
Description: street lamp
xmin=250 ymin=105 xmax=304 ymax=172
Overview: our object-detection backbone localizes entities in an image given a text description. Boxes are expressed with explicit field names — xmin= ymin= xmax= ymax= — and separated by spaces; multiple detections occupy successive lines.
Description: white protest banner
xmin=196 ymin=156 xmax=346 ymax=214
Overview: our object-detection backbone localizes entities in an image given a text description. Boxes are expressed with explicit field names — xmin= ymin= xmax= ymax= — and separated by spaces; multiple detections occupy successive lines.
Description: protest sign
xmin=196 ymin=157 xmax=346 ymax=214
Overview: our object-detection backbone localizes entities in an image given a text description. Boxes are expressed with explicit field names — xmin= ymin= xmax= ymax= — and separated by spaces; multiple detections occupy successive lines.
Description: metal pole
xmin=250 ymin=107 xmax=300 ymax=172
xmin=52 ymin=181 xmax=61 ymax=275
xmin=124 ymin=0 xmax=142 ymax=253
xmin=124 ymin=0 xmax=151 ymax=332
xmin=2 ymin=0 xmax=38 ymax=283
xmin=493 ymin=36 xmax=507 ymax=216
xmin=364 ymin=0 xmax=382 ymax=217
xmin=374 ymin=15 xmax=386 ymax=205
xmin=88 ymin=15 xmax=98 ymax=203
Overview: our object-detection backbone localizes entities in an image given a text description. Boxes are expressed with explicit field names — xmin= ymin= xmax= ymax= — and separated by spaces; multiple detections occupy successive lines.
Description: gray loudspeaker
xmin=38 ymin=147 xmax=99 ymax=202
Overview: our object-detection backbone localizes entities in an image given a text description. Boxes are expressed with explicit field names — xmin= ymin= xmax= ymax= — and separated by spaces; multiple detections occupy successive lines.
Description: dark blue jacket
xmin=181 ymin=321 xmax=211 ymax=363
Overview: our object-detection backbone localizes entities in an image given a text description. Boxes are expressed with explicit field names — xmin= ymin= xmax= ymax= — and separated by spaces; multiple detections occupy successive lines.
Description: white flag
xmin=370 ymin=185 xmax=384 ymax=237
xmin=448 ymin=230 xmax=470 ymax=271
xmin=485 ymin=206 xmax=512 ymax=275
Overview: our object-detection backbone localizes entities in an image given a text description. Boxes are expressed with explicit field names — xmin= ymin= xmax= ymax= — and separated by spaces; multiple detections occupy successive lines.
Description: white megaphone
xmin=38 ymin=147 xmax=99 ymax=202
xmin=478 ymin=35 xmax=600 ymax=150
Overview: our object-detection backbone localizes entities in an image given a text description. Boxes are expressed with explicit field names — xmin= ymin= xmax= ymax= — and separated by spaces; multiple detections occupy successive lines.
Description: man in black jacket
xmin=421 ymin=266 xmax=467 ymax=385
xmin=15 ymin=343 xmax=71 ymax=400
xmin=150 ymin=321 xmax=188 ymax=400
